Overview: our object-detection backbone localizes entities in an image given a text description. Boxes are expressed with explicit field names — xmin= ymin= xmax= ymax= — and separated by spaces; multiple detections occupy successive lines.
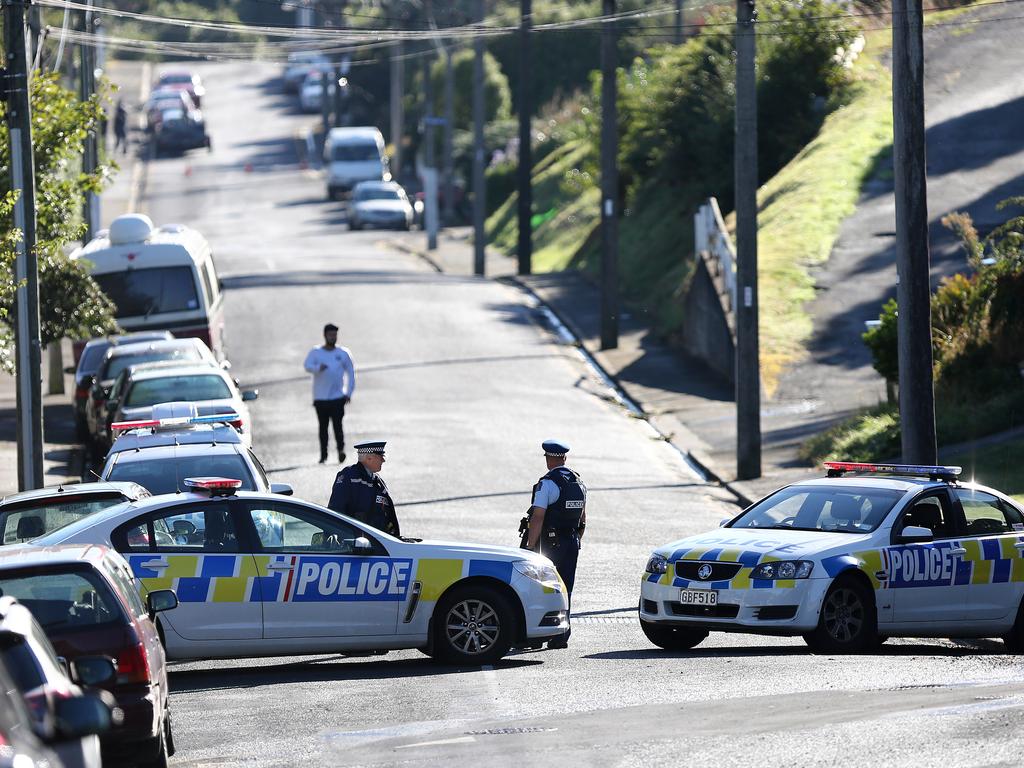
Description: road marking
xmin=396 ymin=736 xmax=476 ymax=750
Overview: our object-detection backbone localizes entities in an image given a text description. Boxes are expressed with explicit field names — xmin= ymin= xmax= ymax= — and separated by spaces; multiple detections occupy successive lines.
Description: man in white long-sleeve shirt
xmin=303 ymin=323 xmax=356 ymax=463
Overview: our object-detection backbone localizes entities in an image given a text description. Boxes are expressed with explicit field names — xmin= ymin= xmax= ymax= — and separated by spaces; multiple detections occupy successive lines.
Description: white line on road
xmin=396 ymin=735 xmax=476 ymax=750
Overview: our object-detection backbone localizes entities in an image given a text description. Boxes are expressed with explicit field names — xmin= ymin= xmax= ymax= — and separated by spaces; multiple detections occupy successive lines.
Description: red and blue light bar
xmin=111 ymin=412 xmax=241 ymax=434
xmin=183 ymin=477 xmax=243 ymax=495
xmin=823 ymin=461 xmax=962 ymax=480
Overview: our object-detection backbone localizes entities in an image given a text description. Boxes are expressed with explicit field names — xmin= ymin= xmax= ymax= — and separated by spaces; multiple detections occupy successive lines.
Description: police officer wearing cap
xmin=327 ymin=441 xmax=401 ymax=537
xmin=523 ymin=439 xmax=586 ymax=648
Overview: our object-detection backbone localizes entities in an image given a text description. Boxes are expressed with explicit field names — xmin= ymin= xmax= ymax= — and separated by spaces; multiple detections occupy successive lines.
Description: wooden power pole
xmin=516 ymin=0 xmax=532 ymax=275
xmin=600 ymin=0 xmax=619 ymax=350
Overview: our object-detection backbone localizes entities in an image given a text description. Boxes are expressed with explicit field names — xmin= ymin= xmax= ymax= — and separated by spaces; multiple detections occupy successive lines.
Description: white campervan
xmin=323 ymin=126 xmax=388 ymax=200
xmin=74 ymin=214 xmax=226 ymax=361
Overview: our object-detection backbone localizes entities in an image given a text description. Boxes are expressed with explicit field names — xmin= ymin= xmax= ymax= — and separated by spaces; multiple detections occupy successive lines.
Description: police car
xmin=640 ymin=462 xmax=1024 ymax=653
xmin=32 ymin=478 xmax=569 ymax=665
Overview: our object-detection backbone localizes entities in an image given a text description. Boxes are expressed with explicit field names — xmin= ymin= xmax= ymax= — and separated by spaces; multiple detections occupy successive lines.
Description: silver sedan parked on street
xmin=348 ymin=181 xmax=414 ymax=231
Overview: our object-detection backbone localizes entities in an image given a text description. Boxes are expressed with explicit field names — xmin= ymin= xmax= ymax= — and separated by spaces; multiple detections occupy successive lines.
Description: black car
xmin=154 ymin=106 xmax=210 ymax=154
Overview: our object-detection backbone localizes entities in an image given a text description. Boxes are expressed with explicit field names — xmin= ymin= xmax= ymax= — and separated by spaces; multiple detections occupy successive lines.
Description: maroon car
xmin=0 ymin=545 xmax=178 ymax=767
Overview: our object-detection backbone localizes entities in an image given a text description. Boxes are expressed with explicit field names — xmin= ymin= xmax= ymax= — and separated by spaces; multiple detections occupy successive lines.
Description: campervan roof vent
xmin=108 ymin=214 xmax=154 ymax=245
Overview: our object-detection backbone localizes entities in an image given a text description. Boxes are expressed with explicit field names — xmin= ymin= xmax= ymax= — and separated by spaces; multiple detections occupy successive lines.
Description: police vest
xmin=535 ymin=467 xmax=586 ymax=533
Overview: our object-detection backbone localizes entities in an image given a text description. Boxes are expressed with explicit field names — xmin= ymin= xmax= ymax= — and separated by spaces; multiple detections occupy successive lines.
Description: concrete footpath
xmin=391 ymin=227 xmax=825 ymax=507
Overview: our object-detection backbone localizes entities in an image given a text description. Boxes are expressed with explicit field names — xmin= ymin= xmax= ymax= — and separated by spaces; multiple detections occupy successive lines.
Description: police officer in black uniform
xmin=327 ymin=441 xmax=401 ymax=537
xmin=522 ymin=439 xmax=586 ymax=648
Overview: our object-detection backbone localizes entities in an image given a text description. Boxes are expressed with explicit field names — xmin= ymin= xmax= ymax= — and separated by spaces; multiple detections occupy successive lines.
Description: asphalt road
xmin=119 ymin=61 xmax=1024 ymax=767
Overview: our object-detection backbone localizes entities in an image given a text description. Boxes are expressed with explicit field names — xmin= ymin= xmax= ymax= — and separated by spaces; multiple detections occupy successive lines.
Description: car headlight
xmin=513 ymin=560 xmax=560 ymax=587
xmin=645 ymin=553 xmax=669 ymax=575
xmin=750 ymin=560 xmax=814 ymax=580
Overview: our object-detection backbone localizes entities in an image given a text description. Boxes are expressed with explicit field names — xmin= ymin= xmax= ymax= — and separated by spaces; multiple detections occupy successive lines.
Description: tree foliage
xmin=0 ymin=72 xmax=118 ymax=371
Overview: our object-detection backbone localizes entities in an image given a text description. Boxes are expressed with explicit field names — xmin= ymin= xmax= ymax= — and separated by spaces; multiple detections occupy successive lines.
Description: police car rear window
xmin=730 ymin=485 xmax=903 ymax=533
xmin=0 ymin=494 xmax=130 ymax=544
xmin=107 ymin=454 xmax=255 ymax=495
xmin=94 ymin=266 xmax=200 ymax=318
xmin=105 ymin=347 xmax=201 ymax=381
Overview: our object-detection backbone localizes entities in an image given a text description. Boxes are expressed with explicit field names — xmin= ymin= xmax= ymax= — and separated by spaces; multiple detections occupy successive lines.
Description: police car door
xmin=236 ymin=499 xmax=407 ymax=638
xmin=952 ymin=488 xmax=1024 ymax=622
xmin=114 ymin=500 xmax=262 ymax=640
xmin=889 ymin=489 xmax=968 ymax=625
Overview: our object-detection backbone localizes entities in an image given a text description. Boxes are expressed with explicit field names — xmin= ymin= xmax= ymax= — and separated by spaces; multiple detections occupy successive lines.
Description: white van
xmin=73 ymin=214 xmax=226 ymax=361
xmin=323 ymin=126 xmax=388 ymax=200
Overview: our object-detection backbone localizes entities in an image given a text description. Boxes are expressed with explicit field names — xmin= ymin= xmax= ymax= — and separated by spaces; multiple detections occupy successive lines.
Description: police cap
xmin=355 ymin=440 xmax=386 ymax=455
xmin=542 ymin=439 xmax=570 ymax=457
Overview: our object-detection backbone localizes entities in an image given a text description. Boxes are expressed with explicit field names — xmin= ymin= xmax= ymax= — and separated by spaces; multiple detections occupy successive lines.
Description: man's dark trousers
xmin=314 ymin=398 xmax=345 ymax=459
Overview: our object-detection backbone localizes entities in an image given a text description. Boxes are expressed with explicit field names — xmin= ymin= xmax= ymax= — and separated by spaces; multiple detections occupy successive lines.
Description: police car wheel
xmin=1003 ymin=599 xmax=1024 ymax=653
xmin=433 ymin=585 xmax=516 ymax=665
xmin=639 ymin=619 xmax=708 ymax=651
xmin=804 ymin=577 xmax=876 ymax=653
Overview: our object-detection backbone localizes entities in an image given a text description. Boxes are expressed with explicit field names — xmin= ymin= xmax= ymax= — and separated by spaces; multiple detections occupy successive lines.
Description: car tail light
xmin=229 ymin=418 xmax=243 ymax=431
xmin=116 ymin=641 xmax=151 ymax=685
xmin=23 ymin=690 xmax=48 ymax=724
xmin=91 ymin=388 xmax=106 ymax=403
xmin=75 ymin=383 xmax=91 ymax=401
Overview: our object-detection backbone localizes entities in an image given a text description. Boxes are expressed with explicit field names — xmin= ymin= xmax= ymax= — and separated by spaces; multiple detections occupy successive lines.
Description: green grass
xmin=944 ymin=437 xmax=1024 ymax=504
xmin=733 ymin=46 xmax=894 ymax=395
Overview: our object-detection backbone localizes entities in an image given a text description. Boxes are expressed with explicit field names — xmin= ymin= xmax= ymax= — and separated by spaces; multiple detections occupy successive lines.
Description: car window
xmin=356 ymin=188 xmax=399 ymax=201
xmin=200 ymin=261 xmax=216 ymax=306
xmin=149 ymin=507 xmax=240 ymax=552
xmin=106 ymin=347 xmax=202 ymax=381
xmin=0 ymin=568 xmax=125 ymax=630
xmin=79 ymin=342 xmax=111 ymax=374
xmin=247 ymin=449 xmax=270 ymax=488
xmin=896 ymin=491 xmax=959 ymax=539
xmin=125 ymin=374 xmax=230 ymax=407
xmin=94 ymin=266 xmax=200 ymax=318
xmin=0 ymin=635 xmax=45 ymax=692
xmin=240 ymin=501 xmax=380 ymax=554
xmin=729 ymin=485 xmax=902 ymax=533
xmin=106 ymin=453 xmax=255 ymax=495
xmin=0 ymin=494 xmax=128 ymax=544
xmin=331 ymin=142 xmax=379 ymax=162
xmin=956 ymin=488 xmax=1024 ymax=537
xmin=103 ymin=558 xmax=148 ymax=619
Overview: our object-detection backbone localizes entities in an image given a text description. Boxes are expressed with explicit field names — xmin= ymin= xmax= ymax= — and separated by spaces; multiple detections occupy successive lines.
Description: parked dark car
xmin=0 ymin=483 xmax=151 ymax=546
xmin=154 ymin=106 xmax=210 ymax=154
xmin=68 ymin=333 xmax=174 ymax=439
xmin=0 ymin=653 xmax=61 ymax=768
xmin=0 ymin=597 xmax=117 ymax=768
xmin=0 ymin=545 xmax=178 ymax=767
xmin=85 ymin=338 xmax=218 ymax=455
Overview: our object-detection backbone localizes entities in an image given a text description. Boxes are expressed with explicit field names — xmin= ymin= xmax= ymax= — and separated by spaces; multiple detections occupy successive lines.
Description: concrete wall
xmin=682 ymin=252 xmax=735 ymax=384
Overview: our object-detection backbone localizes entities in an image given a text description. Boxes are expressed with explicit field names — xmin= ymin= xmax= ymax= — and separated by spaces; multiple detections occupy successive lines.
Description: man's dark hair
xmin=323 ymin=323 xmax=339 ymax=333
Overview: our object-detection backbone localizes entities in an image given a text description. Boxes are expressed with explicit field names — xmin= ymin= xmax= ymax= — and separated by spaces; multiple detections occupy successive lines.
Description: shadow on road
xmin=585 ymin=642 xmax=1004 ymax=661
xmin=221 ymin=270 xmax=476 ymax=290
xmin=169 ymin=655 xmax=543 ymax=692
xmin=400 ymin=482 xmax=706 ymax=508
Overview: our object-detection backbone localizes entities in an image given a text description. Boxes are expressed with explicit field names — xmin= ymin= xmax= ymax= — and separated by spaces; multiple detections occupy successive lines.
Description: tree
xmin=428 ymin=49 xmax=512 ymax=129
xmin=0 ymin=72 xmax=118 ymax=372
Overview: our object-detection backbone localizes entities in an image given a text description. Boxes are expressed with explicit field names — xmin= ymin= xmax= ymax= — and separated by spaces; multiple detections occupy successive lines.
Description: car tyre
xmin=432 ymin=584 xmax=516 ymax=665
xmin=640 ymin=618 xmax=708 ymax=651
xmin=348 ymin=221 xmax=361 ymax=231
xmin=1002 ymin=599 xmax=1024 ymax=653
xmin=138 ymin=709 xmax=173 ymax=768
xmin=803 ymin=576 xmax=877 ymax=653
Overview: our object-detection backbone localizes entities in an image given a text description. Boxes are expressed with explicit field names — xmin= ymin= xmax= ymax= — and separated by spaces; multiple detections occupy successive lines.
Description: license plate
xmin=679 ymin=589 xmax=718 ymax=606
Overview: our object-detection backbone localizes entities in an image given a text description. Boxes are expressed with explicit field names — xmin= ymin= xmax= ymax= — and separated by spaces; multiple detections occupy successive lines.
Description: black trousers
xmin=313 ymin=398 xmax=345 ymax=456
xmin=542 ymin=534 xmax=580 ymax=643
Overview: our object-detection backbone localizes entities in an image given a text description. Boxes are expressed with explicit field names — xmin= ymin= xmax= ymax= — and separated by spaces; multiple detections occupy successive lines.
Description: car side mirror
xmin=220 ymin=360 xmax=232 ymax=371
xmin=70 ymin=656 xmax=116 ymax=688
xmin=270 ymin=482 xmax=293 ymax=496
xmin=147 ymin=589 xmax=178 ymax=618
xmin=353 ymin=536 xmax=373 ymax=553
xmin=54 ymin=694 xmax=113 ymax=739
xmin=897 ymin=525 xmax=933 ymax=544
xmin=242 ymin=389 xmax=258 ymax=402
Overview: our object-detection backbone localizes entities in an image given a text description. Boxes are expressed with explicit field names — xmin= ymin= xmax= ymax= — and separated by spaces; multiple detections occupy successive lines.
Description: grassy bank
xmin=943 ymin=437 xmax=1024 ymax=505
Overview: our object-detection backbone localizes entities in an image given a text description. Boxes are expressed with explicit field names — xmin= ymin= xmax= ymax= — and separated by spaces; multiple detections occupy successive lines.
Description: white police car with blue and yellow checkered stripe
xmin=33 ymin=478 xmax=569 ymax=664
xmin=639 ymin=463 xmax=1024 ymax=653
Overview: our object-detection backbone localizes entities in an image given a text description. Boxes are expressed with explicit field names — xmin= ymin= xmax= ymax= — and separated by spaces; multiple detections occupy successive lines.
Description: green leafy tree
xmin=0 ymin=72 xmax=118 ymax=372
xmin=428 ymin=49 xmax=512 ymax=129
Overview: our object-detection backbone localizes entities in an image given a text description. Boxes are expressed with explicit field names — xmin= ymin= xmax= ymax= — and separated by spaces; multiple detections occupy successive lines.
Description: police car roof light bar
xmin=111 ymin=412 xmax=241 ymax=434
xmin=183 ymin=477 xmax=243 ymax=496
xmin=823 ymin=461 xmax=962 ymax=481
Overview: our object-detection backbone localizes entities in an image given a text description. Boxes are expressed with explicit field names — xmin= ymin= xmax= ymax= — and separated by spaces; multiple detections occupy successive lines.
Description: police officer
xmin=523 ymin=439 xmax=586 ymax=649
xmin=327 ymin=441 xmax=401 ymax=537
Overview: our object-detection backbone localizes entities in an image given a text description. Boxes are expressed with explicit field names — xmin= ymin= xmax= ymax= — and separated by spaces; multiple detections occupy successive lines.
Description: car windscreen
xmin=105 ymin=347 xmax=202 ymax=381
xmin=330 ymin=142 xmax=378 ymax=162
xmin=106 ymin=454 xmax=256 ymax=495
xmin=0 ymin=567 xmax=125 ymax=631
xmin=0 ymin=494 xmax=129 ymax=545
xmin=125 ymin=374 xmax=229 ymax=407
xmin=160 ymin=74 xmax=192 ymax=85
xmin=356 ymin=189 xmax=400 ymax=202
xmin=728 ymin=484 xmax=904 ymax=533
xmin=78 ymin=342 xmax=111 ymax=375
xmin=94 ymin=266 xmax=200 ymax=318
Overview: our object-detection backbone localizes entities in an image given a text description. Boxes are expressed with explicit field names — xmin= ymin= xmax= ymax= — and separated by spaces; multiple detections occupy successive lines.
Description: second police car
xmin=640 ymin=462 xmax=1024 ymax=653
xmin=32 ymin=478 xmax=570 ymax=665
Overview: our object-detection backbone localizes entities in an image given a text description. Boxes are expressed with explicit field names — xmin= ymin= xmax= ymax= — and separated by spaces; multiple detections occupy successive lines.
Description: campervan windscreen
xmin=330 ymin=142 xmax=378 ymax=162
xmin=94 ymin=266 xmax=200 ymax=317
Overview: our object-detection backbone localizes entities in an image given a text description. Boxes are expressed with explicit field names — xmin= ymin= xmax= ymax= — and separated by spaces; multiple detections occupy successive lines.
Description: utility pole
xmin=516 ymin=0 xmax=532 ymax=275
xmin=734 ymin=0 xmax=761 ymax=480
xmin=332 ymin=63 xmax=344 ymax=128
xmin=892 ymin=0 xmax=936 ymax=464
xmin=675 ymin=0 xmax=685 ymax=44
xmin=423 ymin=28 xmax=439 ymax=250
xmin=600 ymin=0 xmax=619 ymax=350
xmin=321 ymin=67 xmax=331 ymax=136
xmin=389 ymin=40 xmax=403 ymax=180
xmin=472 ymin=0 xmax=486 ymax=275
xmin=442 ymin=44 xmax=455 ymax=226
xmin=3 ymin=0 xmax=44 ymax=490
xmin=79 ymin=0 xmax=99 ymax=241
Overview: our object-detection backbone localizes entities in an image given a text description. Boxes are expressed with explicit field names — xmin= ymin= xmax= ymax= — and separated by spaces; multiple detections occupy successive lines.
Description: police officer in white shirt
xmin=303 ymin=323 xmax=356 ymax=463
